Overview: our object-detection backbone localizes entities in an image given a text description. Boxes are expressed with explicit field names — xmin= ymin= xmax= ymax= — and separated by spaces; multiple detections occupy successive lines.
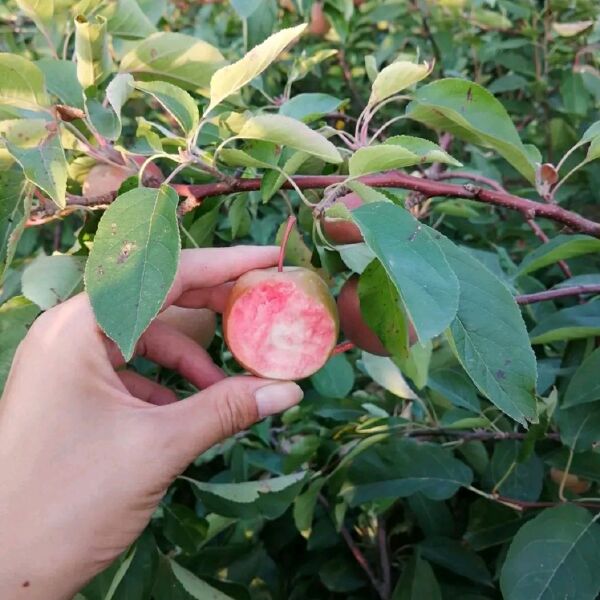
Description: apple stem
xmin=278 ymin=215 xmax=297 ymax=273
xmin=332 ymin=340 xmax=355 ymax=356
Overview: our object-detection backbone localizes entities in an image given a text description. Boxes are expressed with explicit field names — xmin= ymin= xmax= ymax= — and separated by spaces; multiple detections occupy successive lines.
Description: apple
xmin=309 ymin=1 xmax=331 ymax=37
xmin=322 ymin=192 xmax=364 ymax=245
xmin=224 ymin=267 xmax=339 ymax=380
xmin=82 ymin=156 xmax=164 ymax=197
xmin=337 ymin=276 xmax=416 ymax=356
xmin=549 ymin=468 xmax=591 ymax=495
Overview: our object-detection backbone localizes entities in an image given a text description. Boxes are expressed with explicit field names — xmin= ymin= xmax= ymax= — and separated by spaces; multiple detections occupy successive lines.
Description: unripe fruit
xmin=82 ymin=156 xmax=164 ymax=197
xmin=309 ymin=1 xmax=331 ymax=37
xmin=224 ymin=267 xmax=339 ymax=380
xmin=549 ymin=468 xmax=591 ymax=495
xmin=158 ymin=307 xmax=216 ymax=349
xmin=322 ymin=192 xmax=364 ymax=245
xmin=337 ymin=276 xmax=417 ymax=356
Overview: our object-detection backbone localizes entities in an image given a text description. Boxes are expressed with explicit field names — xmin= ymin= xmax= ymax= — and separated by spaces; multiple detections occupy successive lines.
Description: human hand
xmin=0 ymin=247 xmax=304 ymax=600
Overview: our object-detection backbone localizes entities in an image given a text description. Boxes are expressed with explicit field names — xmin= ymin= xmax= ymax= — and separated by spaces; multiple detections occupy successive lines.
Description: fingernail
xmin=255 ymin=382 xmax=304 ymax=418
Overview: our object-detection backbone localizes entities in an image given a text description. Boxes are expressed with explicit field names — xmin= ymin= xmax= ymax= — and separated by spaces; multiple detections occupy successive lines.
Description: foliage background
xmin=1 ymin=0 xmax=600 ymax=598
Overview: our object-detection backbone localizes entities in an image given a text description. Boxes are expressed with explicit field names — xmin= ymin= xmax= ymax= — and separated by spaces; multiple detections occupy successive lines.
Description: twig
xmin=516 ymin=285 xmax=600 ymax=305
xmin=434 ymin=171 xmax=507 ymax=193
xmin=318 ymin=494 xmax=386 ymax=600
xmin=338 ymin=49 xmax=365 ymax=107
xmin=401 ymin=429 xmax=561 ymax=441
xmin=377 ymin=518 xmax=391 ymax=600
xmin=27 ymin=172 xmax=600 ymax=237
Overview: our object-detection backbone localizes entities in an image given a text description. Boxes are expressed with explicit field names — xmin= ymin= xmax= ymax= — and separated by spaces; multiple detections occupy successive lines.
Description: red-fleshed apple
xmin=322 ymin=192 xmax=364 ymax=245
xmin=337 ymin=276 xmax=417 ymax=356
xmin=82 ymin=156 xmax=164 ymax=197
xmin=224 ymin=267 xmax=339 ymax=380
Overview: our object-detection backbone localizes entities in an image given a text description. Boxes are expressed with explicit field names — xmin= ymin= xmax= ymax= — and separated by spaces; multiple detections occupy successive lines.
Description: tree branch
xmin=28 ymin=172 xmax=600 ymax=237
xmin=516 ymin=285 xmax=600 ymax=305
xmin=172 ymin=172 xmax=600 ymax=236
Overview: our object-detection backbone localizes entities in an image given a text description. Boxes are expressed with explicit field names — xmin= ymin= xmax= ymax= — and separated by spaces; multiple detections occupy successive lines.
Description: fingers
xmin=155 ymin=377 xmax=303 ymax=464
xmin=157 ymin=307 xmax=217 ymax=347
xmin=165 ymin=246 xmax=279 ymax=307
xmin=174 ymin=283 xmax=232 ymax=312
xmin=117 ymin=371 xmax=177 ymax=406
xmin=111 ymin=320 xmax=225 ymax=389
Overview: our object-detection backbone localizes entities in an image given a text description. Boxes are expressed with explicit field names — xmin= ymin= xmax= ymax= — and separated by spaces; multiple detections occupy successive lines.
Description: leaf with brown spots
xmin=85 ymin=185 xmax=180 ymax=360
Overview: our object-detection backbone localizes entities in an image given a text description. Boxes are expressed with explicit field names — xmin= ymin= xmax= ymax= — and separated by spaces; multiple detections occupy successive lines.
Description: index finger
xmin=164 ymin=246 xmax=279 ymax=308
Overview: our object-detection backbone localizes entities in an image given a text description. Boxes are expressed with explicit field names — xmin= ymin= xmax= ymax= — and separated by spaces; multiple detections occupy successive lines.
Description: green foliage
xmin=1 ymin=0 xmax=600 ymax=598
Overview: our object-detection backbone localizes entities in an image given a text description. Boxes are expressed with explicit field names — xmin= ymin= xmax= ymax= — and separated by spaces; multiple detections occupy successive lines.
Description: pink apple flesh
xmin=224 ymin=267 xmax=339 ymax=380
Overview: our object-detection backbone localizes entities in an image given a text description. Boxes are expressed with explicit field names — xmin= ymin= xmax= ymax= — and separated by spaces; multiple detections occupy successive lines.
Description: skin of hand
xmin=0 ymin=246 xmax=304 ymax=600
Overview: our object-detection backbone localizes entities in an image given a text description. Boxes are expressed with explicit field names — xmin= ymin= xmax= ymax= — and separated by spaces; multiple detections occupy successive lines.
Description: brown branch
xmin=319 ymin=494 xmax=387 ymax=599
xmin=172 ymin=173 xmax=600 ymax=236
xmin=516 ymin=285 xmax=600 ymax=305
xmin=403 ymin=429 xmax=561 ymax=441
xmin=377 ymin=519 xmax=391 ymax=600
xmin=28 ymin=172 xmax=600 ymax=237
xmin=434 ymin=170 xmax=507 ymax=193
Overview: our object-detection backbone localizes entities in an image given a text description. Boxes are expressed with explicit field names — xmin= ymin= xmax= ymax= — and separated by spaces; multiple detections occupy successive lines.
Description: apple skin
xmin=224 ymin=267 xmax=339 ymax=380
xmin=158 ymin=307 xmax=216 ymax=349
xmin=549 ymin=468 xmax=591 ymax=495
xmin=309 ymin=1 xmax=331 ymax=36
xmin=82 ymin=156 xmax=164 ymax=197
xmin=337 ymin=276 xmax=417 ymax=356
xmin=322 ymin=192 xmax=364 ymax=245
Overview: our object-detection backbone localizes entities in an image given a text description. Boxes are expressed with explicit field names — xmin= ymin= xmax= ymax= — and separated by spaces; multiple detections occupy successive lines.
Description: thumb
xmin=157 ymin=376 xmax=303 ymax=463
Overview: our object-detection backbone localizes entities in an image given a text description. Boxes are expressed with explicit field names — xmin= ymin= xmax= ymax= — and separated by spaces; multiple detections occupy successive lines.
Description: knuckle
xmin=216 ymin=387 xmax=253 ymax=437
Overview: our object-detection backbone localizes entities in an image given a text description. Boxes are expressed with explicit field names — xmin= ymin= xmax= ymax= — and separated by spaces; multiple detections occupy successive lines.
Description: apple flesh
xmin=322 ymin=192 xmax=364 ymax=245
xmin=224 ymin=267 xmax=339 ymax=380
xmin=337 ymin=276 xmax=416 ymax=356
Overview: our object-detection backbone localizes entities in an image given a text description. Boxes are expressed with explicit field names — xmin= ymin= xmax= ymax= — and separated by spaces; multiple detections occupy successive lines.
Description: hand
xmin=0 ymin=247 xmax=303 ymax=600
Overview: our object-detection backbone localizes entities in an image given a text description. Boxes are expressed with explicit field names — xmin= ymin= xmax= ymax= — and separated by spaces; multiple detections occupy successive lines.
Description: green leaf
xmin=85 ymin=185 xmax=180 ymax=360
xmin=104 ymin=0 xmax=156 ymax=40
xmin=0 ymin=169 xmax=31 ymax=281
xmin=564 ymin=348 xmax=600 ymax=407
xmin=36 ymin=58 xmax=84 ymax=109
xmin=555 ymin=402 xmax=600 ymax=451
xmin=0 ymin=296 xmax=39 ymax=393
xmin=106 ymin=530 xmax=158 ymax=600
xmin=352 ymin=203 xmax=460 ymax=342
xmin=230 ymin=0 xmax=263 ymax=18
xmin=16 ymin=0 xmax=54 ymax=28
xmin=229 ymin=196 xmax=251 ymax=239
xmin=419 ymin=537 xmax=492 ymax=586
xmin=0 ymin=53 xmax=49 ymax=110
xmin=440 ymin=239 xmax=538 ymax=425
xmin=392 ymin=554 xmax=442 ymax=600
xmin=517 ymin=235 xmax=600 ymax=276
xmin=261 ymin=150 xmax=310 ymax=202
xmin=407 ymin=493 xmax=454 ymax=538
xmin=369 ymin=60 xmax=431 ymax=106
xmin=486 ymin=441 xmax=543 ymax=501
xmin=100 ymin=73 xmax=135 ymax=140
xmin=162 ymin=504 xmax=208 ymax=555
xmin=74 ymin=15 xmax=112 ymax=89
xmin=135 ymin=80 xmax=199 ymax=137
xmin=207 ymin=24 xmax=307 ymax=113
xmin=560 ymin=71 xmax=590 ymax=116
xmin=319 ymin=557 xmax=366 ymax=593
xmin=154 ymin=556 xmax=235 ymax=600
xmin=349 ymin=135 xmax=461 ymax=176
xmin=6 ymin=128 xmax=68 ymax=209
xmin=360 ymin=352 xmax=417 ymax=399
xmin=427 ymin=368 xmax=480 ymax=412
xmin=236 ymin=114 xmax=342 ymax=164
xmin=182 ymin=472 xmax=308 ymax=519
xmin=311 ymin=354 xmax=355 ymax=399
xmin=406 ymin=78 xmax=536 ymax=183
xmin=22 ymin=254 xmax=85 ymax=310
xmin=358 ymin=259 xmax=411 ymax=359
xmin=293 ymin=477 xmax=326 ymax=538
xmin=464 ymin=499 xmax=524 ymax=551
xmin=345 ymin=438 xmax=473 ymax=504
xmin=500 ymin=505 xmax=600 ymax=600
xmin=530 ymin=303 xmax=600 ymax=344
xmin=120 ymin=32 xmax=226 ymax=96
xmin=279 ymin=93 xmax=342 ymax=122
